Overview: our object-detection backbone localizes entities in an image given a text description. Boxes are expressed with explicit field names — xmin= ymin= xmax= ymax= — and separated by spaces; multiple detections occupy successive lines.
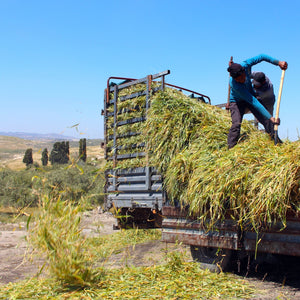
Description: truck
xmin=103 ymin=70 xmax=300 ymax=270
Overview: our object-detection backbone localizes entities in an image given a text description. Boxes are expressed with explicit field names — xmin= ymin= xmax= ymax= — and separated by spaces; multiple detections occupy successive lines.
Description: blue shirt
xmin=229 ymin=54 xmax=279 ymax=120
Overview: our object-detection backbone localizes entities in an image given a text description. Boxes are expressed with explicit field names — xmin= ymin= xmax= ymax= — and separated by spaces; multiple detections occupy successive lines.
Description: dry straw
xmin=143 ymin=88 xmax=300 ymax=230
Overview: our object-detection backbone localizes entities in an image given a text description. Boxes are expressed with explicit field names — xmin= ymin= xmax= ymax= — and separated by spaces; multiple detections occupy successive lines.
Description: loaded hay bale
xmin=143 ymin=88 xmax=300 ymax=230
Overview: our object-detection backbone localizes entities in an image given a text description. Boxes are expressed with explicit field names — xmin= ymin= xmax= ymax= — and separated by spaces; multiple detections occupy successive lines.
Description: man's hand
xmin=270 ymin=117 xmax=280 ymax=125
xmin=278 ymin=61 xmax=288 ymax=70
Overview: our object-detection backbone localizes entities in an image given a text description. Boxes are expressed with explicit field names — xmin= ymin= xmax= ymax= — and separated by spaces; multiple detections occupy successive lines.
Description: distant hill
xmin=0 ymin=132 xmax=77 ymax=141
xmin=0 ymin=134 xmax=104 ymax=168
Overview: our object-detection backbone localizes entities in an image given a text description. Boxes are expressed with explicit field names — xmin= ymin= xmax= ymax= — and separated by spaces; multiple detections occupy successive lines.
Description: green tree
xmin=41 ymin=148 xmax=48 ymax=166
xmin=79 ymin=139 xmax=82 ymax=160
xmin=66 ymin=141 xmax=70 ymax=156
xmin=23 ymin=148 xmax=33 ymax=166
xmin=49 ymin=142 xmax=69 ymax=165
xmin=79 ymin=138 xmax=87 ymax=162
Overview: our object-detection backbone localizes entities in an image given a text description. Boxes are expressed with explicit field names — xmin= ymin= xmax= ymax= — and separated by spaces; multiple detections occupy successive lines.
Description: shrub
xmin=0 ymin=164 xmax=105 ymax=209
xmin=0 ymin=169 xmax=38 ymax=207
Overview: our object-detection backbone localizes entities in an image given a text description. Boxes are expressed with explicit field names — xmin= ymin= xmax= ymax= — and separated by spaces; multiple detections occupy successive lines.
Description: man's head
xmin=252 ymin=72 xmax=266 ymax=89
xmin=227 ymin=63 xmax=246 ymax=83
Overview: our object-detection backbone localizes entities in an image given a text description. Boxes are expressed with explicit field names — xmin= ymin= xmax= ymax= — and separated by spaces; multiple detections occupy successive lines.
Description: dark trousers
xmin=227 ymin=101 xmax=275 ymax=149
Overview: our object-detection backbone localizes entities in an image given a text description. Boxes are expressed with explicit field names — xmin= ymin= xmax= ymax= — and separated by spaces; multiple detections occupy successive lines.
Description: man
xmin=251 ymin=71 xmax=274 ymax=114
xmin=226 ymin=54 xmax=288 ymax=149
xmin=251 ymin=71 xmax=276 ymax=136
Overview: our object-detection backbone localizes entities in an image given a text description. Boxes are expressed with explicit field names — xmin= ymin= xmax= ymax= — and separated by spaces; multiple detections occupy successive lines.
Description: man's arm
xmin=243 ymin=54 xmax=287 ymax=70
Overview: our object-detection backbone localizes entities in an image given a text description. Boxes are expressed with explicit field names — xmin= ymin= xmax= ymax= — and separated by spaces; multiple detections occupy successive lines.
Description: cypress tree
xmin=79 ymin=139 xmax=82 ymax=159
xmin=62 ymin=141 xmax=69 ymax=164
xmin=49 ymin=142 xmax=59 ymax=165
xmin=66 ymin=141 xmax=70 ymax=159
xmin=49 ymin=141 xmax=69 ymax=165
xmin=79 ymin=138 xmax=87 ymax=162
xmin=41 ymin=148 xmax=48 ymax=166
xmin=82 ymin=138 xmax=87 ymax=162
xmin=23 ymin=148 xmax=33 ymax=166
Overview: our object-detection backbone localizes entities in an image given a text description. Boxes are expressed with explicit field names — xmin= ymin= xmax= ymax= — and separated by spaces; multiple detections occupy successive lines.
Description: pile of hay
xmin=143 ymin=88 xmax=300 ymax=229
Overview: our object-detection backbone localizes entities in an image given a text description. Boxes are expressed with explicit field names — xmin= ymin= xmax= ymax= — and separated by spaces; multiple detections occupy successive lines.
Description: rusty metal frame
xmin=161 ymin=206 xmax=300 ymax=257
xmin=164 ymin=83 xmax=211 ymax=104
xmin=104 ymin=71 xmax=170 ymax=211
xmin=105 ymin=72 xmax=210 ymax=104
xmin=106 ymin=76 xmax=136 ymax=104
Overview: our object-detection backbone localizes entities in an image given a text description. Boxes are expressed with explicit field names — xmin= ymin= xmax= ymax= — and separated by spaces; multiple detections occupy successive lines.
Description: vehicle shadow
xmin=233 ymin=253 xmax=300 ymax=289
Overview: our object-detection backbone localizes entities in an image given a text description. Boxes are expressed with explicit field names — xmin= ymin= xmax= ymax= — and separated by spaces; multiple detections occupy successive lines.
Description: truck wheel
xmin=190 ymin=245 xmax=233 ymax=273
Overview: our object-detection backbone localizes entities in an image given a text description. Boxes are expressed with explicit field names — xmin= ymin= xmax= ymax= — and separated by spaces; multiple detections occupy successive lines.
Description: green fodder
xmin=183 ymin=134 xmax=300 ymax=229
xmin=87 ymin=228 xmax=161 ymax=262
xmin=27 ymin=194 xmax=100 ymax=287
xmin=1 ymin=220 xmax=254 ymax=299
xmin=1 ymin=255 xmax=254 ymax=300
xmin=144 ymin=88 xmax=236 ymax=172
xmin=143 ymin=89 xmax=300 ymax=229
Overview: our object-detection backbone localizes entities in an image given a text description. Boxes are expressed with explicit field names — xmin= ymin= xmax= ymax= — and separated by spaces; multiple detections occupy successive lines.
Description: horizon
xmin=0 ymin=131 xmax=103 ymax=140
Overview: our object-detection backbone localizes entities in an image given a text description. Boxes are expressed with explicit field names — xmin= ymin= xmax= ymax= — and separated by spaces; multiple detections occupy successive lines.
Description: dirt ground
xmin=0 ymin=209 xmax=300 ymax=299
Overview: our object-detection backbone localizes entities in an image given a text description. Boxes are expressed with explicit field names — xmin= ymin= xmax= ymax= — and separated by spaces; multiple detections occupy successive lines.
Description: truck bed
xmin=162 ymin=206 xmax=300 ymax=257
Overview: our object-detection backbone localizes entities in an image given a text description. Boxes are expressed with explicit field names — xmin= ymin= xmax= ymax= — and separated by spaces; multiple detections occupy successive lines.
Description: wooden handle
xmin=226 ymin=56 xmax=233 ymax=110
xmin=274 ymin=70 xmax=286 ymax=131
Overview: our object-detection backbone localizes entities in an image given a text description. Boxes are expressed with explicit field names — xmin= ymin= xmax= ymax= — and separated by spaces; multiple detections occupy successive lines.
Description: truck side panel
xmin=105 ymin=167 xmax=165 ymax=210
xmin=162 ymin=206 xmax=300 ymax=257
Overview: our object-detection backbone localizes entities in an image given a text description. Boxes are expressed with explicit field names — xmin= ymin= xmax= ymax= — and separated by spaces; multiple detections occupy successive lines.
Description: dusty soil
xmin=0 ymin=209 xmax=300 ymax=299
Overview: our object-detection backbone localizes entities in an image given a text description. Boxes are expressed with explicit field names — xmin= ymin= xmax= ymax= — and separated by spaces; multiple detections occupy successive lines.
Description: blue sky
xmin=0 ymin=0 xmax=299 ymax=140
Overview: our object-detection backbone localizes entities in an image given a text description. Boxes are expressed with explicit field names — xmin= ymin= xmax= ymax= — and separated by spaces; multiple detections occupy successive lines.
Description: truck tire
xmin=190 ymin=245 xmax=233 ymax=273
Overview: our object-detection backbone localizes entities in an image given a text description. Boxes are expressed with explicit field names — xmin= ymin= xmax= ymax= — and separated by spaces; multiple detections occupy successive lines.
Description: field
xmin=0 ymin=135 xmax=300 ymax=299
